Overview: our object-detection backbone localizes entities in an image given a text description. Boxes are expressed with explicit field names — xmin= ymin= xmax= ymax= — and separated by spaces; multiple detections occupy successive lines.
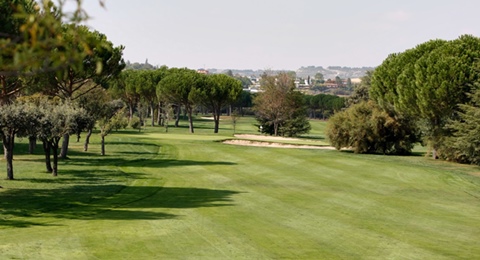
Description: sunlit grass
xmin=0 ymin=116 xmax=479 ymax=259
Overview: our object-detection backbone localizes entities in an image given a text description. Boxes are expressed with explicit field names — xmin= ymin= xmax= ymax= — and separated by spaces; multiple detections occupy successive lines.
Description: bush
xmin=129 ymin=116 xmax=142 ymax=131
xmin=326 ymin=101 xmax=419 ymax=154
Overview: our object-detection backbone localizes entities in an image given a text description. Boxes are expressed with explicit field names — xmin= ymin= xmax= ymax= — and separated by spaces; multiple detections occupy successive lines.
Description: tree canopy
xmin=192 ymin=74 xmax=243 ymax=133
xmin=254 ymin=72 xmax=310 ymax=137
xmin=369 ymin=35 xmax=480 ymax=157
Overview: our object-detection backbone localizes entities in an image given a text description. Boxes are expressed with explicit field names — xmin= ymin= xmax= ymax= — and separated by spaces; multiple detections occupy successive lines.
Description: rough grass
xmin=0 ymin=117 xmax=479 ymax=259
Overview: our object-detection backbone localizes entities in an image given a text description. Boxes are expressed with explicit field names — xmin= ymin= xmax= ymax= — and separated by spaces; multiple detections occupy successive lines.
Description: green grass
xmin=0 ymin=117 xmax=479 ymax=259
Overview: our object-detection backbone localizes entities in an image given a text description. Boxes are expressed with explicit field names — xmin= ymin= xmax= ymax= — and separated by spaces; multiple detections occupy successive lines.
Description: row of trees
xmin=327 ymin=35 xmax=480 ymax=164
xmin=0 ymin=0 xmax=127 ymax=179
xmin=110 ymin=67 xmax=243 ymax=134
xmin=304 ymin=94 xmax=345 ymax=120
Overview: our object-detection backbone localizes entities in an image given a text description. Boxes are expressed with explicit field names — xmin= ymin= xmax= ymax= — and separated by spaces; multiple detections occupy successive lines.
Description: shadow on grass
xmin=62 ymin=157 xmax=237 ymax=169
xmin=0 ymin=185 xmax=241 ymax=227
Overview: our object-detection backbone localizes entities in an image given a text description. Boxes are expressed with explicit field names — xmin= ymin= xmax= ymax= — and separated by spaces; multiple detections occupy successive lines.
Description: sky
xmin=77 ymin=0 xmax=480 ymax=70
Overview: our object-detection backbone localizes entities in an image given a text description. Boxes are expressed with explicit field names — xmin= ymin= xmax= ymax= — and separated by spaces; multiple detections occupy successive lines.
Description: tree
xmin=158 ymin=68 xmax=204 ymax=133
xmin=441 ymin=88 xmax=480 ymax=164
xmin=0 ymin=101 xmax=40 ymax=179
xmin=346 ymin=71 xmax=372 ymax=107
xmin=335 ymin=76 xmax=344 ymax=88
xmin=254 ymin=72 xmax=310 ymax=136
xmin=110 ymin=69 xmax=141 ymax=122
xmin=37 ymin=101 xmax=87 ymax=176
xmin=370 ymin=35 xmax=480 ymax=158
xmin=326 ymin=101 xmax=419 ymax=154
xmin=32 ymin=24 xmax=125 ymax=159
xmin=0 ymin=0 xmax=37 ymax=105
xmin=314 ymin=73 xmax=324 ymax=84
xmin=192 ymin=74 xmax=243 ymax=133
xmin=1 ymin=0 xmax=107 ymax=86
xmin=75 ymin=86 xmax=106 ymax=151
xmin=136 ymin=67 xmax=168 ymax=127
xmin=98 ymin=99 xmax=126 ymax=156
xmin=232 ymin=90 xmax=253 ymax=116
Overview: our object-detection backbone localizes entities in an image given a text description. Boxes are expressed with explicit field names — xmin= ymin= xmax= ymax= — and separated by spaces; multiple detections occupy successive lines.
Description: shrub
xmin=326 ymin=101 xmax=419 ymax=154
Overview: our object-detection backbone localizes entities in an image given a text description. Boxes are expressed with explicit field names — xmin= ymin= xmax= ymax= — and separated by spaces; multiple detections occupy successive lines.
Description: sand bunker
xmin=223 ymin=135 xmax=336 ymax=150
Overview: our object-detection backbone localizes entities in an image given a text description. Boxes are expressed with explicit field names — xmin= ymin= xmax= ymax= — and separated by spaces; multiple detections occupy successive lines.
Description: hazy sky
xmin=79 ymin=0 xmax=480 ymax=70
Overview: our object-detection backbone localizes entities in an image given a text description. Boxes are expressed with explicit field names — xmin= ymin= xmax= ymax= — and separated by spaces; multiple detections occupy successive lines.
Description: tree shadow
xmin=0 ymin=185 xmax=242 ymax=227
xmin=62 ymin=157 xmax=237 ymax=169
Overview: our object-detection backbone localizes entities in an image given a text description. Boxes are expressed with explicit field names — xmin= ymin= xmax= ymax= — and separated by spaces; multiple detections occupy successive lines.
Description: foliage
xmin=192 ymin=73 xmax=243 ymax=133
xmin=129 ymin=116 xmax=142 ymax=131
xmin=0 ymin=101 xmax=41 ymax=179
xmin=304 ymin=93 xmax=345 ymax=119
xmin=370 ymin=35 xmax=480 ymax=156
xmin=0 ymin=0 xmax=36 ymax=104
xmin=346 ymin=71 xmax=372 ymax=107
xmin=232 ymin=90 xmax=253 ymax=115
xmin=157 ymin=68 xmax=206 ymax=133
xmin=30 ymin=24 xmax=125 ymax=100
xmin=440 ymin=88 xmax=480 ymax=164
xmin=98 ymin=99 xmax=126 ymax=155
xmin=326 ymin=101 xmax=419 ymax=154
xmin=1 ymin=0 xmax=106 ymax=79
xmin=254 ymin=72 xmax=311 ymax=136
xmin=36 ymin=100 xmax=88 ymax=176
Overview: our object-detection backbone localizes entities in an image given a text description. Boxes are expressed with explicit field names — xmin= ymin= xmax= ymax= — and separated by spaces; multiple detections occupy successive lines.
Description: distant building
xmin=197 ymin=69 xmax=209 ymax=74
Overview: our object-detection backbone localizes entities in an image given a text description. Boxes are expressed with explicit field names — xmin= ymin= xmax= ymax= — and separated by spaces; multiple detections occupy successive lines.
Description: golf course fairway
xmin=0 ymin=119 xmax=479 ymax=259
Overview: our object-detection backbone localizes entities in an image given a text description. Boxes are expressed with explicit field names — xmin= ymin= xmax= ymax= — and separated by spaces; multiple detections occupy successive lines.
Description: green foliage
xmin=0 ymin=101 xmax=41 ymax=179
xmin=326 ymin=101 xmax=419 ymax=154
xmin=129 ymin=116 xmax=142 ymax=131
xmin=346 ymin=71 xmax=372 ymax=107
xmin=305 ymin=93 xmax=345 ymax=119
xmin=1 ymin=0 xmax=106 ymax=78
xmin=370 ymin=36 xmax=480 ymax=155
xmin=157 ymin=68 xmax=206 ymax=133
xmin=192 ymin=73 xmax=243 ymax=133
xmin=440 ymin=88 xmax=480 ymax=164
xmin=254 ymin=73 xmax=311 ymax=136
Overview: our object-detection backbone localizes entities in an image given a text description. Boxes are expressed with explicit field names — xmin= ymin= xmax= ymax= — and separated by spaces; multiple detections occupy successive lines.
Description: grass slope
xmin=0 ymin=117 xmax=479 ymax=259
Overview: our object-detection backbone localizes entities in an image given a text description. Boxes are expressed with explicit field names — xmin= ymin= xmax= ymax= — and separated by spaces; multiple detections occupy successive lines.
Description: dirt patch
xmin=223 ymin=139 xmax=336 ymax=150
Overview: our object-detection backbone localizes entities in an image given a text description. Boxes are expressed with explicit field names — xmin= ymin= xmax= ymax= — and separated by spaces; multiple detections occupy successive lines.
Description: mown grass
xmin=0 ymin=116 xmax=479 ymax=259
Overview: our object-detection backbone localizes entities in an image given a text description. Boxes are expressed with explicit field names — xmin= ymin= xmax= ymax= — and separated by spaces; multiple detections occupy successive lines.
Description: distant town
xmin=126 ymin=61 xmax=374 ymax=96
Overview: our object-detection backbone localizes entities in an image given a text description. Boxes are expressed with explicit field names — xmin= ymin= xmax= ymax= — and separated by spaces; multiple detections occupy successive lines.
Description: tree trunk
xmin=52 ymin=139 xmax=60 ymax=177
xmin=28 ymin=136 xmax=36 ymax=154
xmin=42 ymin=140 xmax=53 ymax=173
xmin=174 ymin=106 xmax=180 ymax=127
xmin=150 ymin=102 xmax=155 ymax=127
xmin=213 ymin=108 xmax=220 ymax=134
xmin=187 ymin=106 xmax=194 ymax=134
xmin=3 ymin=134 xmax=14 ymax=180
xmin=60 ymin=133 xmax=69 ymax=159
xmin=84 ymin=129 xmax=92 ymax=152
xmin=128 ymin=103 xmax=134 ymax=122
xmin=101 ymin=135 xmax=106 ymax=156
xmin=157 ymin=102 xmax=163 ymax=126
